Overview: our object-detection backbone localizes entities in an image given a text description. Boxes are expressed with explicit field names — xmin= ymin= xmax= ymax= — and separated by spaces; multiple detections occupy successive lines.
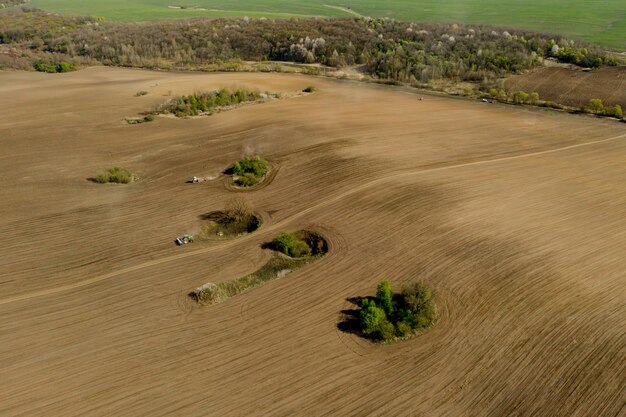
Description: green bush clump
xmin=303 ymin=86 xmax=315 ymax=92
xmin=587 ymin=98 xmax=605 ymax=114
xmin=512 ymin=90 xmax=529 ymax=104
xmin=234 ymin=172 xmax=258 ymax=187
xmin=93 ymin=166 xmax=134 ymax=184
xmin=357 ymin=280 xmax=436 ymax=343
xmin=34 ymin=61 xmax=75 ymax=73
xmin=57 ymin=61 xmax=74 ymax=72
xmin=158 ymin=88 xmax=264 ymax=117
xmin=233 ymin=155 xmax=268 ymax=177
xmin=231 ymin=155 xmax=268 ymax=187
xmin=270 ymin=232 xmax=312 ymax=258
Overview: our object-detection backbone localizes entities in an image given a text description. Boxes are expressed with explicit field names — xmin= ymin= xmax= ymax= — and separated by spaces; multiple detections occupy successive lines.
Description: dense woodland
xmin=0 ymin=8 xmax=622 ymax=88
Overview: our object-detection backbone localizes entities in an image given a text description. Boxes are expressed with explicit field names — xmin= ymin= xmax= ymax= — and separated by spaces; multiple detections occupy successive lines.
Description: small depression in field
xmin=195 ymin=210 xmax=262 ymax=240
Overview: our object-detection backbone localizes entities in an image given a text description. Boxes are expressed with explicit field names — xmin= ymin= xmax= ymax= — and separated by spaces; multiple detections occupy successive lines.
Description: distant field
xmin=506 ymin=66 xmax=626 ymax=109
xmin=25 ymin=0 xmax=626 ymax=49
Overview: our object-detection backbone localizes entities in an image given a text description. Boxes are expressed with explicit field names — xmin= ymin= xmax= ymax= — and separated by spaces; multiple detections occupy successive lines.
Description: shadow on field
xmin=337 ymin=296 xmax=367 ymax=334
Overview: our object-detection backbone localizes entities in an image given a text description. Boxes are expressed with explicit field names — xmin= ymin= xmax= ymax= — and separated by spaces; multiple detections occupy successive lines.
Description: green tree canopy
xmin=359 ymin=299 xmax=386 ymax=331
xmin=376 ymin=280 xmax=393 ymax=316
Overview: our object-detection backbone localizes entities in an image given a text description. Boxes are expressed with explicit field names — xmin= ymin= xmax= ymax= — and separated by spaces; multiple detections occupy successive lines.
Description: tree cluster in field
xmin=92 ymin=166 xmax=135 ymax=184
xmin=0 ymin=8 xmax=621 ymax=85
xmin=358 ymin=281 xmax=435 ymax=342
xmin=231 ymin=155 xmax=269 ymax=187
xmin=157 ymin=88 xmax=263 ymax=117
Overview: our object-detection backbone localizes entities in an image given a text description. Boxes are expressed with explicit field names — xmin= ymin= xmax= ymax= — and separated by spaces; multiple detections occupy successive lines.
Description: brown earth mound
xmin=505 ymin=66 xmax=626 ymax=109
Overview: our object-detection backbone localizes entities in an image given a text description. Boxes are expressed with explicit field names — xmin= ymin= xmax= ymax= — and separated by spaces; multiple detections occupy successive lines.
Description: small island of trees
xmin=355 ymin=280 xmax=436 ymax=342
xmin=157 ymin=88 xmax=274 ymax=118
xmin=229 ymin=155 xmax=269 ymax=187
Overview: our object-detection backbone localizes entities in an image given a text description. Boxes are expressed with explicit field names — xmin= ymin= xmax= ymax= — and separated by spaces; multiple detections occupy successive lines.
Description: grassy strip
xmin=193 ymin=254 xmax=314 ymax=305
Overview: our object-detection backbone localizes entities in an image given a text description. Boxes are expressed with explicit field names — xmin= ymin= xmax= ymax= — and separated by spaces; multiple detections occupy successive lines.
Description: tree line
xmin=0 ymin=8 xmax=622 ymax=87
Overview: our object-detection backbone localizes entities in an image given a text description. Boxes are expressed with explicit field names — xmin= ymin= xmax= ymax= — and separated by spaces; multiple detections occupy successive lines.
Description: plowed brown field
xmin=1 ymin=67 xmax=625 ymax=416
xmin=505 ymin=66 xmax=626 ymax=110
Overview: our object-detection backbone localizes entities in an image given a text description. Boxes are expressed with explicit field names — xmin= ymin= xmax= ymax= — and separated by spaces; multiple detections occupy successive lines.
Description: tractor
xmin=175 ymin=234 xmax=194 ymax=245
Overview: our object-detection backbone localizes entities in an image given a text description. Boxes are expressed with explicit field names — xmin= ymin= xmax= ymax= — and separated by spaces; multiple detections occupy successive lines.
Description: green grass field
xmin=25 ymin=0 xmax=626 ymax=49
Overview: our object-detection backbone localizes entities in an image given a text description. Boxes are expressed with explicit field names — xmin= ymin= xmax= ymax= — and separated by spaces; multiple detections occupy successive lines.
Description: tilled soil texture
xmin=505 ymin=66 xmax=626 ymax=110
xmin=1 ymin=67 xmax=625 ymax=417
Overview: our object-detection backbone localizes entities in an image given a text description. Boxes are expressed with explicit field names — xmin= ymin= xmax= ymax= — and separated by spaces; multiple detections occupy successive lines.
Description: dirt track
xmin=1 ymin=67 xmax=625 ymax=416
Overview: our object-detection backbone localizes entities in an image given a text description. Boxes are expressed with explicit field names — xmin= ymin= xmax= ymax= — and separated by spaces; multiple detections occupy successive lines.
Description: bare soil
xmin=505 ymin=66 xmax=626 ymax=109
xmin=1 ymin=67 xmax=625 ymax=416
